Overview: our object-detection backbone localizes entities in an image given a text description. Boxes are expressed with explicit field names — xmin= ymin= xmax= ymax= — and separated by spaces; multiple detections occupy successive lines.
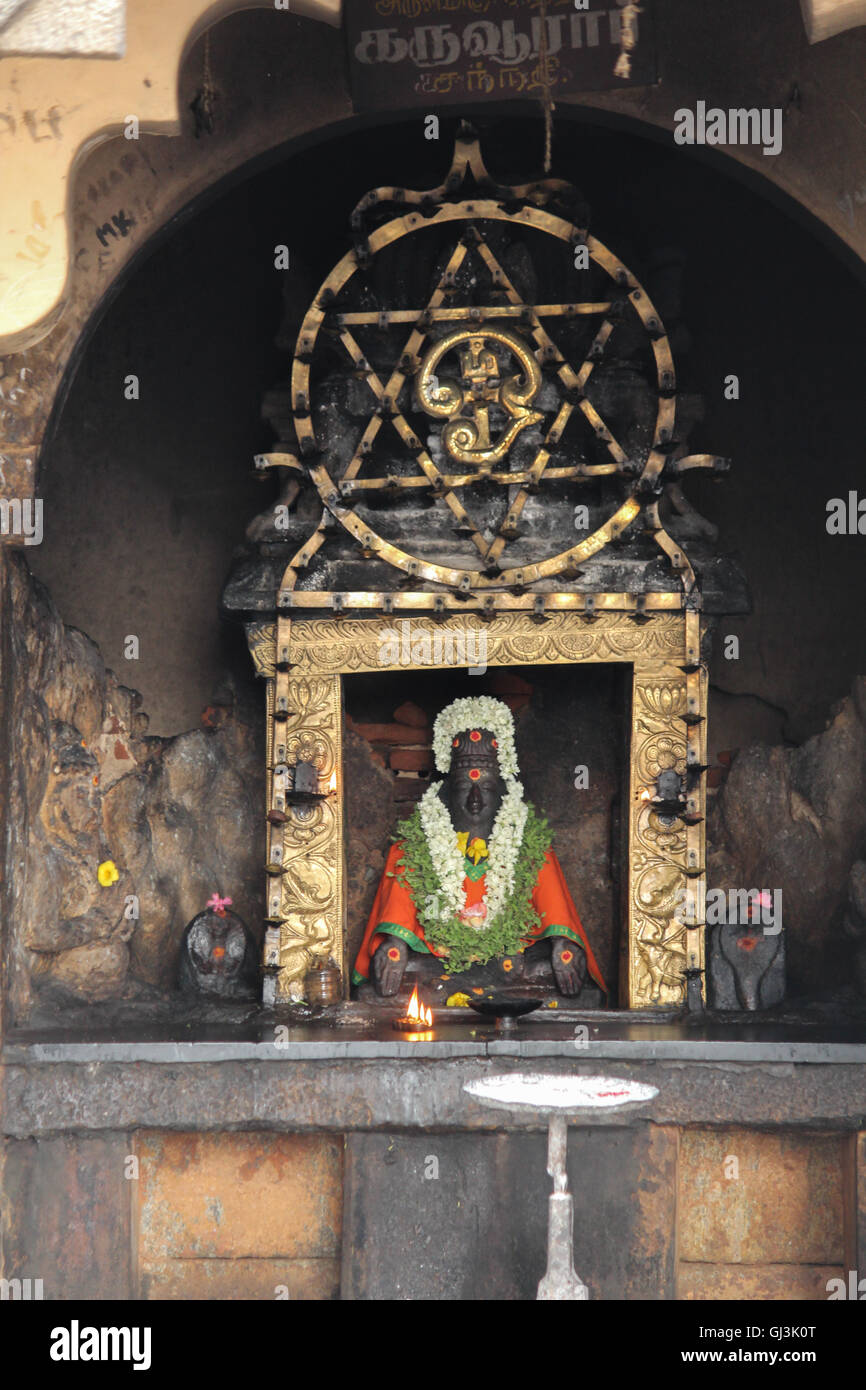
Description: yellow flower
xmin=97 ymin=859 xmax=119 ymax=887
xmin=446 ymin=992 xmax=472 ymax=1008
xmin=546 ymin=1000 xmax=559 ymax=1009
xmin=456 ymin=832 xmax=488 ymax=864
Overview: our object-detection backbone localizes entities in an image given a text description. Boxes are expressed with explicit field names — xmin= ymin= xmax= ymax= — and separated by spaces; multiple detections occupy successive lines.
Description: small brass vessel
xmin=305 ymin=961 xmax=341 ymax=1006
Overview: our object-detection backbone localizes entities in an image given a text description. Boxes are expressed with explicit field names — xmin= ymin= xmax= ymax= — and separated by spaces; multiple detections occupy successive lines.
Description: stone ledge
xmin=3 ymin=1056 xmax=866 ymax=1137
xmin=6 ymin=1034 xmax=866 ymax=1063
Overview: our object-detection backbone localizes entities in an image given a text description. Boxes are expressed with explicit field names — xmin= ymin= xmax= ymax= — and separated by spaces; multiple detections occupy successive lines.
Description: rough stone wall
xmin=0 ymin=550 xmax=263 ymax=1025
xmin=708 ymin=677 xmax=866 ymax=995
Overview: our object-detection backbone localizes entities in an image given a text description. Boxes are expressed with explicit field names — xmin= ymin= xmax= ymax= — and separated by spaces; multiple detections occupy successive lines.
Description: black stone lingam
xmin=177 ymin=902 xmax=259 ymax=1000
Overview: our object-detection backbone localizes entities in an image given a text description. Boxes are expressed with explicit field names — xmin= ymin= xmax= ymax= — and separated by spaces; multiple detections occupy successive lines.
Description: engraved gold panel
xmin=253 ymin=612 xmax=685 ymax=675
xmin=265 ymin=672 xmax=344 ymax=1002
xmin=625 ymin=668 xmax=705 ymax=1008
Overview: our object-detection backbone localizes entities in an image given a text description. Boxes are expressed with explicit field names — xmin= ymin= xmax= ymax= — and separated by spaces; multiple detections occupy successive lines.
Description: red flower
xmin=469 ymin=730 xmax=481 ymax=742
xmin=469 ymin=768 xmax=481 ymax=781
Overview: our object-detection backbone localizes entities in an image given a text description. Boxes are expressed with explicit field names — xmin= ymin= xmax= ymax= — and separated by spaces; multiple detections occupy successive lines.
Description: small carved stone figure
xmin=177 ymin=896 xmax=258 ymax=999
xmin=842 ymin=859 xmax=866 ymax=993
xmin=708 ymin=916 xmax=785 ymax=1011
xmin=353 ymin=696 xmax=606 ymax=1000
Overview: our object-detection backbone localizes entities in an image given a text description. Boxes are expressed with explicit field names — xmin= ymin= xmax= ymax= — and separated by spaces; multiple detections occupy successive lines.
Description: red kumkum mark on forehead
xmin=469 ymin=769 xmax=481 ymax=780
xmin=737 ymin=936 xmax=758 ymax=951
xmin=387 ymin=947 xmax=401 ymax=961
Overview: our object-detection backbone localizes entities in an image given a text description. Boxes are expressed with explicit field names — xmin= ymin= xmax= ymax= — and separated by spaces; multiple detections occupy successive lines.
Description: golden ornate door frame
xmin=247 ymin=601 xmax=706 ymax=1009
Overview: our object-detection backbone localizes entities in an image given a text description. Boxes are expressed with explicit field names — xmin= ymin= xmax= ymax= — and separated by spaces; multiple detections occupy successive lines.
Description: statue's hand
xmin=551 ymin=937 xmax=587 ymax=996
xmin=372 ymin=937 xmax=409 ymax=996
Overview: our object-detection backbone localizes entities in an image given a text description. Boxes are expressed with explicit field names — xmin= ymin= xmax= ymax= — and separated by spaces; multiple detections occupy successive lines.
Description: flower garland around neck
xmin=393 ymin=778 xmax=552 ymax=972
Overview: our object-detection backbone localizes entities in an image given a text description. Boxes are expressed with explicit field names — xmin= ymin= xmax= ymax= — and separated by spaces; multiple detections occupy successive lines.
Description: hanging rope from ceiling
xmin=614 ymin=3 xmax=642 ymax=80
xmin=538 ymin=0 xmax=555 ymax=174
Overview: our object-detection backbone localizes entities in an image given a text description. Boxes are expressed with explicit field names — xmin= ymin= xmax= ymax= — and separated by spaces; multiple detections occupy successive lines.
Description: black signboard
xmin=345 ymin=0 xmax=657 ymax=113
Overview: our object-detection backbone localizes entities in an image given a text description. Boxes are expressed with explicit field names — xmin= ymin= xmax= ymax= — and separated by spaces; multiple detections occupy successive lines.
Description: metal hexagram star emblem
xmin=290 ymin=134 xmax=678 ymax=590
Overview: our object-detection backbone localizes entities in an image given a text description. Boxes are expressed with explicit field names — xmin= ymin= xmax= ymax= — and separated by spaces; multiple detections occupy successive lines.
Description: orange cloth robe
xmin=353 ymin=840 xmax=607 ymax=992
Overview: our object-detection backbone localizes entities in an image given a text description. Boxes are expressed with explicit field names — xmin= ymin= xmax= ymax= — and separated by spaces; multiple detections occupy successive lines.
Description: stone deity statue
xmin=353 ymin=696 xmax=605 ymax=1001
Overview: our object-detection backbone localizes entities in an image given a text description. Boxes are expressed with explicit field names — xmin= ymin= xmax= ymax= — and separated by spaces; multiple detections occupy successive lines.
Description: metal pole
xmin=537 ymin=1114 xmax=589 ymax=1300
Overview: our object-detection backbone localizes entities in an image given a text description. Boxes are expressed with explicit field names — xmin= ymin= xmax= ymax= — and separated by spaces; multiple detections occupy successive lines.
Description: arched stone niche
xmin=2 ymin=0 xmax=866 ymax=506
xmin=5 ymin=94 xmax=866 ymax=1026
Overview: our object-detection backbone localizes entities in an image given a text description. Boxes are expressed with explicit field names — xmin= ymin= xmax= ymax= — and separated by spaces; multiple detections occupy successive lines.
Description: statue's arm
xmin=531 ymin=852 xmax=607 ymax=995
xmin=353 ymin=842 xmax=431 ymax=986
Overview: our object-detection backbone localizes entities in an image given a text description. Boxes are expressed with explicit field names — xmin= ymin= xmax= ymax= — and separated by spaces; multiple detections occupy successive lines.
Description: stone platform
xmin=3 ymin=1013 xmax=866 ymax=1300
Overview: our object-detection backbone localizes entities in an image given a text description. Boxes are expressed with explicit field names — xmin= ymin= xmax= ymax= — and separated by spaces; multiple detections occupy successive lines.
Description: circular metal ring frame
xmin=292 ymin=202 xmax=675 ymax=590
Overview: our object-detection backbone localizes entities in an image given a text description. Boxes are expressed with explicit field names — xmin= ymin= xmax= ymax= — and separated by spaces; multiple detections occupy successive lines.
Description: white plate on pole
xmin=464 ymin=1073 xmax=658 ymax=1115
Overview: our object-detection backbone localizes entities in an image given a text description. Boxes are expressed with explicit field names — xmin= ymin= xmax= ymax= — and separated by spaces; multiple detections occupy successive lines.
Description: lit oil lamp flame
xmin=392 ymin=987 xmax=433 ymax=1032
xmin=406 ymin=984 xmax=433 ymax=1027
xmin=639 ymin=788 xmax=652 ymax=802
xmin=327 ymin=770 xmax=337 ymax=793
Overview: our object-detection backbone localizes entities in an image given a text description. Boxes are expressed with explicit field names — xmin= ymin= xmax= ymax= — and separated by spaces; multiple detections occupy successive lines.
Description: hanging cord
xmin=191 ymin=29 xmax=218 ymax=137
xmin=538 ymin=0 xmax=555 ymax=173
xmin=204 ymin=30 xmax=215 ymax=99
xmin=614 ymin=2 xmax=642 ymax=80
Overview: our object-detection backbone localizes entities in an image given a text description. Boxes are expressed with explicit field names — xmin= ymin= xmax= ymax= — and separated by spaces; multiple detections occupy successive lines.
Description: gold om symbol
xmin=415 ymin=327 xmax=543 ymax=468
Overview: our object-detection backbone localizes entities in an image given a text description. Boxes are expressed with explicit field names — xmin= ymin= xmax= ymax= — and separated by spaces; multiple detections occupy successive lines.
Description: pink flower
xmin=207 ymin=893 xmax=233 ymax=917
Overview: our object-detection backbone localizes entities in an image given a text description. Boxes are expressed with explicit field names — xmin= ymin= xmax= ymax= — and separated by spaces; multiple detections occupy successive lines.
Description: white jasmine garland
xmin=432 ymin=696 xmax=518 ymax=780
xmin=418 ymin=776 xmax=527 ymax=929
xmin=486 ymin=778 xmax=528 ymax=920
xmin=418 ymin=782 xmax=465 ymax=921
